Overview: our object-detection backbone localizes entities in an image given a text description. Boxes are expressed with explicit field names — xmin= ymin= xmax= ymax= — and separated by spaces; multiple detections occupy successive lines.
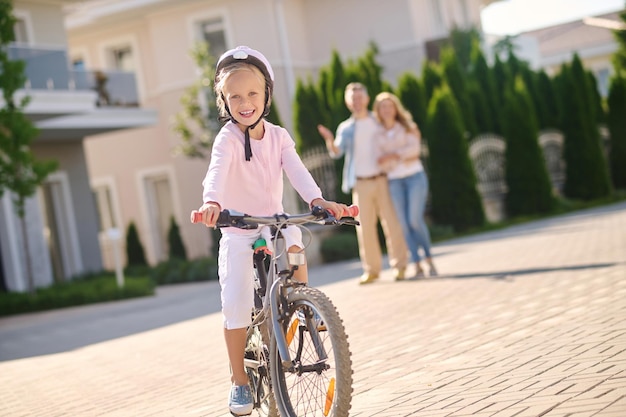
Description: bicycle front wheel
xmin=270 ymin=286 xmax=352 ymax=417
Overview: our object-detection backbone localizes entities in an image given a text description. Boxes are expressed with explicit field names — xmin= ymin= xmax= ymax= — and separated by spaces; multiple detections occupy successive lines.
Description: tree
xmin=0 ymin=0 xmax=58 ymax=292
xmin=167 ymin=216 xmax=187 ymax=260
xmin=558 ymin=55 xmax=612 ymax=200
xmin=125 ymin=221 xmax=148 ymax=268
xmin=421 ymin=60 xmax=444 ymax=107
xmin=396 ymin=72 xmax=427 ymax=129
xmin=426 ymin=85 xmax=484 ymax=232
xmin=535 ymin=70 xmax=560 ymax=129
xmin=172 ymin=41 xmax=220 ymax=159
xmin=502 ymin=78 xmax=555 ymax=217
xmin=470 ymin=43 xmax=498 ymax=133
xmin=611 ymin=8 xmax=626 ymax=73
xmin=293 ymin=79 xmax=328 ymax=153
xmin=607 ymin=74 xmax=626 ymax=189
xmin=440 ymin=47 xmax=478 ymax=137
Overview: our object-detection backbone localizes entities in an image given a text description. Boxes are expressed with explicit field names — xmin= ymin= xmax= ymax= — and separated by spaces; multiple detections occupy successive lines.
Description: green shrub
xmin=150 ymin=258 xmax=188 ymax=285
xmin=187 ymin=257 xmax=219 ymax=281
xmin=150 ymin=257 xmax=218 ymax=285
xmin=320 ymin=231 xmax=359 ymax=263
xmin=167 ymin=216 xmax=188 ymax=260
xmin=126 ymin=221 xmax=148 ymax=267
xmin=0 ymin=274 xmax=154 ymax=317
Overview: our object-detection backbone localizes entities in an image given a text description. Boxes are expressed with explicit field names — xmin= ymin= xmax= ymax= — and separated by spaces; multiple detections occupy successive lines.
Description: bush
xmin=167 ymin=216 xmax=188 ymax=260
xmin=126 ymin=221 xmax=148 ymax=267
xmin=0 ymin=273 xmax=154 ymax=317
xmin=150 ymin=257 xmax=218 ymax=285
xmin=320 ymin=231 xmax=359 ymax=263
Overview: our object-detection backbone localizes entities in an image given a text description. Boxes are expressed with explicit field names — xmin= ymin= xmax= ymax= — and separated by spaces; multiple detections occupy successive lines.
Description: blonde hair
xmin=214 ymin=61 xmax=270 ymax=121
xmin=373 ymin=92 xmax=419 ymax=134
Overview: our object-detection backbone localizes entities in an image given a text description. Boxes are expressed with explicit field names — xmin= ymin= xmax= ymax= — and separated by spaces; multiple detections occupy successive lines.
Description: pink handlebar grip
xmin=191 ymin=210 xmax=203 ymax=224
xmin=343 ymin=205 xmax=359 ymax=217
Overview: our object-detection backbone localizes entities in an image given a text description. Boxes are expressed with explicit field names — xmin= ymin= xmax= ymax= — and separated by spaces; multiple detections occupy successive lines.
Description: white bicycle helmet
xmin=215 ymin=46 xmax=274 ymax=161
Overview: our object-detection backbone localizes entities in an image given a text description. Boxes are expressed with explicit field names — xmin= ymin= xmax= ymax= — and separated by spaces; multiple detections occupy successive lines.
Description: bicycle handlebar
xmin=190 ymin=205 xmax=359 ymax=229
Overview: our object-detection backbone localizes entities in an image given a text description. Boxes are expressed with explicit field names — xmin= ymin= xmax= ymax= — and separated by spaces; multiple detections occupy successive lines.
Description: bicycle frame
xmin=192 ymin=205 xmax=358 ymax=416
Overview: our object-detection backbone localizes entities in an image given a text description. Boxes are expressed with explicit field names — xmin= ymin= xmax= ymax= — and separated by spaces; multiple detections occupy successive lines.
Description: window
xmin=72 ymin=57 xmax=86 ymax=70
xmin=199 ymin=18 xmax=227 ymax=59
xmin=595 ymin=68 xmax=610 ymax=98
xmin=93 ymin=185 xmax=118 ymax=232
xmin=13 ymin=18 xmax=28 ymax=43
xmin=144 ymin=174 xmax=175 ymax=262
xmin=431 ymin=0 xmax=444 ymax=29
xmin=111 ymin=46 xmax=134 ymax=71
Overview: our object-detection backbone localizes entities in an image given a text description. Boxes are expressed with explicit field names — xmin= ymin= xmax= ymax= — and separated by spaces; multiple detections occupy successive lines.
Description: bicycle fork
xmin=268 ymin=271 xmax=328 ymax=370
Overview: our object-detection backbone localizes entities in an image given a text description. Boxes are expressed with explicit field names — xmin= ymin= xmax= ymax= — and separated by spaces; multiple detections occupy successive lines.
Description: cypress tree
xmin=426 ymin=85 xmax=485 ymax=231
xmin=293 ymin=79 xmax=328 ymax=152
xmin=449 ymin=27 xmax=481 ymax=72
xmin=354 ymin=42 xmax=384 ymax=99
xmin=167 ymin=216 xmax=187 ymax=260
xmin=536 ymin=70 xmax=560 ymax=129
xmin=491 ymin=54 xmax=510 ymax=127
xmin=440 ymin=47 xmax=478 ymax=137
xmin=503 ymin=78 xmax=555 ymax=217
xmin=467 ymin=81 xmax=493 ymax=134
xmin=396 ymin=72 xmax=428 ymax=129
xmin=265 ymin=100 xmax=282 ymax=127
xmin=586 ymin=71 xmax=606 ymax=125
xmin=607 ymin=75 xmax=626 ymax=189
xmin=126 ymin=221 xmax=148 ymax=267
xmin=611 ymin=8 xmax=626 ymax=71
xmin=421 ymin=60 xmax=444 ymax=106
xmin=559 ymin=55 xmax=612 ymax=200
xmin=470 ymin=43 xmax=499 ymax=133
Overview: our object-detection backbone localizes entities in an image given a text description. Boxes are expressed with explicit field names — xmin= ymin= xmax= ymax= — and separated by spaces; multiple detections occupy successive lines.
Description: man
xmin=318 ymin=82 xmax=408 ymax=284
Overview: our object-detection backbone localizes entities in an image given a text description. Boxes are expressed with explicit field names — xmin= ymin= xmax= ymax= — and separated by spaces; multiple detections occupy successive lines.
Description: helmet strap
xmin=223 ymin=91 xmax=270 ymax=162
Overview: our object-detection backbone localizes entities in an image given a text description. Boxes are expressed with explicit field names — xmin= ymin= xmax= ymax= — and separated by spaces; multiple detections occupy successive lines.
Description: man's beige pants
xmin=352 ymin=175 xmax=408 ymax=276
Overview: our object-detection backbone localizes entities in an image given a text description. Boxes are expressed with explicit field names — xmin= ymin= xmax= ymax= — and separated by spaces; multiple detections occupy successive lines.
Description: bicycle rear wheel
xmin=270 ymin=287 xmax=352 ymax=417
xmin=245 ymin=320 xmax=278 ymax=417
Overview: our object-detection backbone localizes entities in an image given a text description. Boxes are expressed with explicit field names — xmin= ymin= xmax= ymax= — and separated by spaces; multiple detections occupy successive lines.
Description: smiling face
xmin=221 ymin=65 xmax=267 ymax=131
xmin=345 ymin=85 xmax=370 ymax=117
xmin=376 ymin=98 xmax=397 ymax=125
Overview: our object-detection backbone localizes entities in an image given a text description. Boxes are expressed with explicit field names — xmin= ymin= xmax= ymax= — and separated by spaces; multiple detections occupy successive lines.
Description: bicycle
xmin=191 ymin=205 xmax=359 ymax=417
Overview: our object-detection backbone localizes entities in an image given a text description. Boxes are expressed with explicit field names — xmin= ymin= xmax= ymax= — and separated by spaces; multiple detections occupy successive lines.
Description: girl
xmin=195 ymin=46 xmax=347 ymax=416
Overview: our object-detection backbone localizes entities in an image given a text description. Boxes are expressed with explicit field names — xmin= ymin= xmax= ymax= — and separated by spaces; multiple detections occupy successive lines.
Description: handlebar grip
xmin=191 ymin=210 xmax=203 ymax=224
xmin=343 ymin=205 xmax=359 ymax=217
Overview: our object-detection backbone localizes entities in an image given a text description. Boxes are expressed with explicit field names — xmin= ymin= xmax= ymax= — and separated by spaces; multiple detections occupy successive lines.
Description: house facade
xmin=502 ymin=10 xmax=623 ymax=97
xmin=0 ymin=0 xmax=156 ymax=292
xmin=63 ymin=0 xmax=498 ymax=269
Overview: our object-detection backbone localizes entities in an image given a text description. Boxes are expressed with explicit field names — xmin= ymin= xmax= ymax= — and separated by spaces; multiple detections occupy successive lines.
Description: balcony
xmin=5 ymin=44 xmax=156 ymax=141
xmin=8 ymin=44 xmax=139 ymax=108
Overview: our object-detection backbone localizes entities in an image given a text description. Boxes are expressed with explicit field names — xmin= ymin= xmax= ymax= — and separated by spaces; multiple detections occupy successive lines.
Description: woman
xmin=373 ymin=92 xmax=437 ymax=278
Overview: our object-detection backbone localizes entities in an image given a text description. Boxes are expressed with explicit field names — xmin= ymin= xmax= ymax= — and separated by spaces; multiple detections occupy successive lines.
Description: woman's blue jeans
xmin=388 ymin=171 xmax=432 ymax=262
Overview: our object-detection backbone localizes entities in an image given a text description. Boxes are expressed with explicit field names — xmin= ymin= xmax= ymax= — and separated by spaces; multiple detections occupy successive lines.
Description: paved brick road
xmin=1 ymin=202 xmax=625 ymax=416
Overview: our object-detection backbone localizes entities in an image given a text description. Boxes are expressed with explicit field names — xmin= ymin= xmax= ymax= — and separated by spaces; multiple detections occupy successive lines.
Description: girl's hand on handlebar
xmin=193 ymin=202 xmax=221 ymax=227
xmin=311 ymin=198 xmax=349 ymax=219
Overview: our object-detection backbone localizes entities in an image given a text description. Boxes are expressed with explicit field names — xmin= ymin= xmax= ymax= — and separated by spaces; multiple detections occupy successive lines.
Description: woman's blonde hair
xmin=373 ymin=92 xmax=419 ymax=134
xmin=214 ymin=61 xmax=270 ymax=121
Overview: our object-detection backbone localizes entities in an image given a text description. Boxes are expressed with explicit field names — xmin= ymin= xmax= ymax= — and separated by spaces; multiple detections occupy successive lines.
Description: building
xmin=494 ymin=10 xmax=624 ymax=97
xmin=0 ymin=0 xmax=156 ymax=292
xmin=62 ymin=0 xmax=498 ymax=270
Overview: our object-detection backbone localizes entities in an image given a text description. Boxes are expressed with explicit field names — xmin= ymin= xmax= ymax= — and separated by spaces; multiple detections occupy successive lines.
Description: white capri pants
xmin=219 ymin=225 xmax=303 ymax=329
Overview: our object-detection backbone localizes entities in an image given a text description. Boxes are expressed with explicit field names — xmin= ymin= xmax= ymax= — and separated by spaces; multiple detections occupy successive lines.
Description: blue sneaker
xmin=228 ymin=384 xmax=253 ymax=416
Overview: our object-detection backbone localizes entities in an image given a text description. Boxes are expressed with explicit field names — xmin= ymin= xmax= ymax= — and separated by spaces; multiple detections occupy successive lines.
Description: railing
xmin=7 ymin=44 xmax=139 ymax=107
